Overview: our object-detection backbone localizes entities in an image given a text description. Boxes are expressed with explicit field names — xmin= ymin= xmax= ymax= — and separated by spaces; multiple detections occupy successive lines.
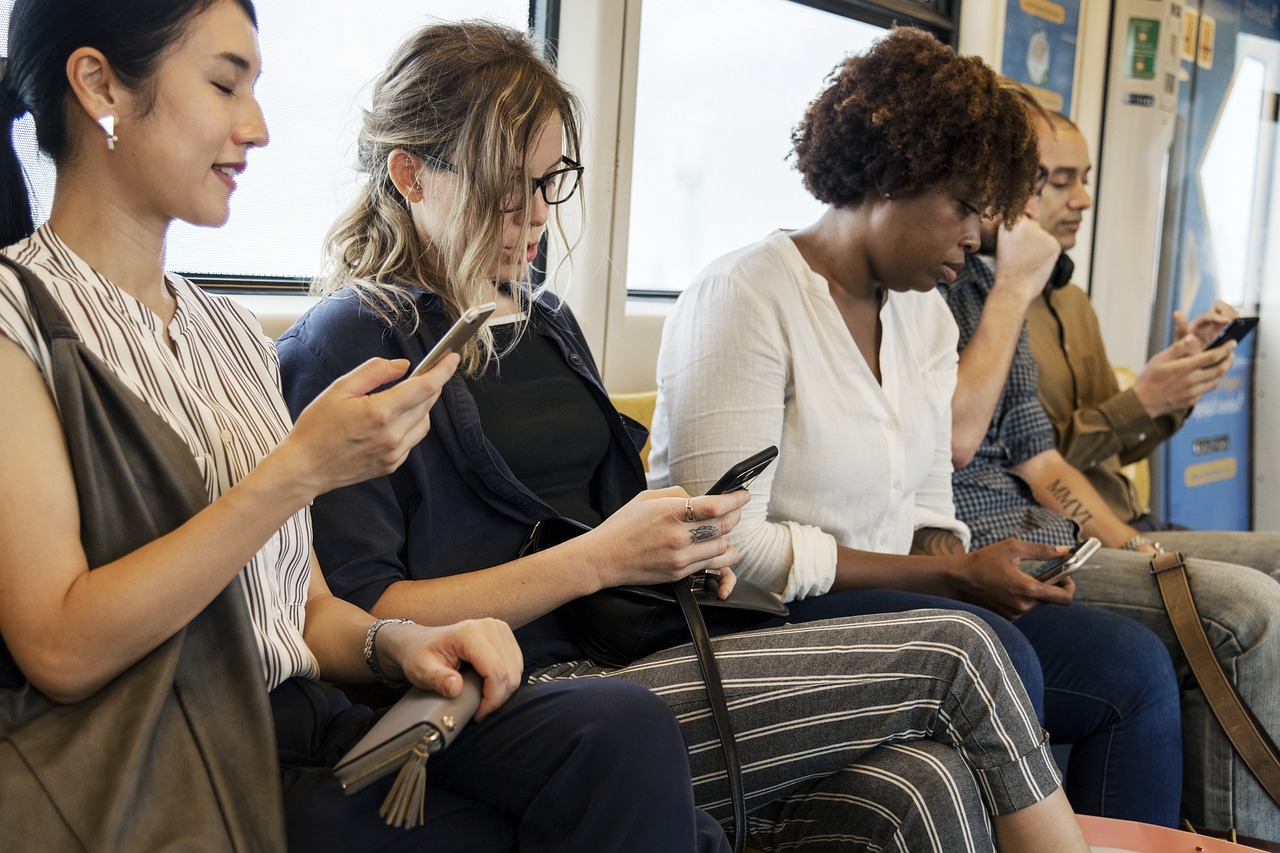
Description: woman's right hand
xmin=582 ymin=487 xmax=749 ymax=590
xmin=950 ymin=538 xmax=1075 ymax=620
xmin=273 ymin=354 xmax=459 ymax=501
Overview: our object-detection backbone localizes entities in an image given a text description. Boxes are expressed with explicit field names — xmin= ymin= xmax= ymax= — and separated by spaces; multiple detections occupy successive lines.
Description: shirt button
xmin=1138 ymin=432 xmax=1147 ymax=441
xmin=887 ymin=419 xmax=899 ymax=431
xmin=892 ymin=480 xmax=902 ymax=490
xmin=569 ymin=353 xmax=581 ymax=364
xmin=220 ymin=429 xmax=234 ymax=445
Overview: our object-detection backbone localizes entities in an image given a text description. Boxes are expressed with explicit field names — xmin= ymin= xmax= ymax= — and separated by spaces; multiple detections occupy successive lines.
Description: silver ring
xmin=684 ymin=497 xmax=696 ymax=523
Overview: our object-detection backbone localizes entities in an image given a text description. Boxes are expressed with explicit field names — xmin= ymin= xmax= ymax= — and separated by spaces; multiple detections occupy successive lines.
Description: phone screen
xmin=705 ymin=446 xmax=778 ymax=495
xmin=1206 ymin=316 xmax=1258 ymax=350
xmin=1034 ymin=538 xmax=1100 ymax=584
xmin=410 ymin=302 xmax=497 ymax=378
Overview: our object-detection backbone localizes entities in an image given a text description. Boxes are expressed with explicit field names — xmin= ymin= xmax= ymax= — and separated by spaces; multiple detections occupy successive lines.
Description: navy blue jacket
xmin=277 ymin=286 xmax=649 ymax=669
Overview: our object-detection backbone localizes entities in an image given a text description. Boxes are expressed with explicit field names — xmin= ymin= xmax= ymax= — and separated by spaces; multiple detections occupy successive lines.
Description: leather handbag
xmin=520 ymin=514 xmax=788 ymax=853
xmin=0 ymin=256 xmax=286 ymax=851
xmin=520 ymin=515 xmax=788 ymax=668
xmin=1151 ymin=551 xmax=1280 ymax=850
xmin=335 ymin=669 xmax=483 ymax=829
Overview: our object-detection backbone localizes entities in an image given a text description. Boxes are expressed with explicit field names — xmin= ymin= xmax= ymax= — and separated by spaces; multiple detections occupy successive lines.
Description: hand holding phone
xmin=1033 ymin=537 xmax=1100 ymax=585
xmin=410 ymin=302 xmax=498 ymax=378
xmin=705 ymin=446 xmax=778 ymax=495
xmin=1205 ymin=316 xmax=1258 ymax=350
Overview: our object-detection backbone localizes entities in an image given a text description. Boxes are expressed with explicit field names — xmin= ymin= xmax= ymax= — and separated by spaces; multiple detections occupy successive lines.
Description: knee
xmin=544 ymin=679 xmax=686 ymax=762
xmin=1186 ymin=559 xmax=1280 ymax=658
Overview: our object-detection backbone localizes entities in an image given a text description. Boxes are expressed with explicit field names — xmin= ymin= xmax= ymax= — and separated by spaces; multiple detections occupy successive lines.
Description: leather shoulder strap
xmin=1151 ymin=551 xmax=1280 ymax=805
xmin=0 ymin=255 xmax=79 ymax=344
xmin=674 ymin=579 xmax=748 ymax=853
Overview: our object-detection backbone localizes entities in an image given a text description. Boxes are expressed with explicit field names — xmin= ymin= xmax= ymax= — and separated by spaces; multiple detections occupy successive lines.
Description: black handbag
xmin=520 ymin=515 xmax=788 ymax=668
xmin=0 ymin=256 xmax=285 ymax=851
xmin=519 ymin=514 xmax=789 ymax=853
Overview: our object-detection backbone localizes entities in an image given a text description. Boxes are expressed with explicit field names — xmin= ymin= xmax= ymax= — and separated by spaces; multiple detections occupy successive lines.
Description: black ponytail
xmin=1 ymin=0 xmax=258 ymax=247
xmin=1 ymin=57 xmax=35 ymax=247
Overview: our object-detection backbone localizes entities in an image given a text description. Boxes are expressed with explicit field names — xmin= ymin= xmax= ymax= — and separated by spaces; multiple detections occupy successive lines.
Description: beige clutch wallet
xmin=334 ymin=669 xmax=484 ymax=829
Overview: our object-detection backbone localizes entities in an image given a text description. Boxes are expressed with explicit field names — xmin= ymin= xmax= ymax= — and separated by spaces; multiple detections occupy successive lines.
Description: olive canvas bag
xmin=0 ymin=255 xmax=286 ymax=851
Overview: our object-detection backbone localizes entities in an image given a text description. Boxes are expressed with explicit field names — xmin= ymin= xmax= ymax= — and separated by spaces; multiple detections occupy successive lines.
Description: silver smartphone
xmin=410 ymin=302 xmax=497 ymax=378
xmin=1033 ymin=537 xmax=1101 ymax=585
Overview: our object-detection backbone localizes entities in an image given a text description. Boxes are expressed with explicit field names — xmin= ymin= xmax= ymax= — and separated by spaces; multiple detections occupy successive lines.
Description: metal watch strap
xmin=1149 ymin=551 xmax=1280 ymax=806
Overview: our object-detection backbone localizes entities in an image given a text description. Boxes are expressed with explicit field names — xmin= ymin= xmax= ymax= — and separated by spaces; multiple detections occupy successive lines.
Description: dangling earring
xmin=97 ymin=114 xmax=118 ymax=151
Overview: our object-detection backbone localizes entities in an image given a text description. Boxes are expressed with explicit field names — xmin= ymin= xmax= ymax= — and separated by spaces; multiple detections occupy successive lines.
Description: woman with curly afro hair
xmin=651 ymin=27 xmax=1182 ymax=828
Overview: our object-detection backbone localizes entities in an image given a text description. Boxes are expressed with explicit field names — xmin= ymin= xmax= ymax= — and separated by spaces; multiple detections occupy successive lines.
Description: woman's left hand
xmin=708 ymin=566 xmax=738 ymax=600
xmin=378 ymin=617 xmax=522 ymax=721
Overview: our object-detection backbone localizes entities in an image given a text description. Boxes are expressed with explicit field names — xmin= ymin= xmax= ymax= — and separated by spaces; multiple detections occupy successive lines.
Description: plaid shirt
xmin=939 ymin=254 xmax=1079 ymax=549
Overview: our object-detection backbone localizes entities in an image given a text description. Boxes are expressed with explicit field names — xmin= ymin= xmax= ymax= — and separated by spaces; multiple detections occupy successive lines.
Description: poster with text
xmin=1001 ymin=0 xmax=1082 ymax=115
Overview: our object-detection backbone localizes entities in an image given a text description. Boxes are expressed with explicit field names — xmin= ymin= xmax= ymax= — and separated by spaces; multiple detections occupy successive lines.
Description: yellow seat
xmin=1111 ymin=366 xmax=1151 ymax=513
xmin=609 ymin=390 xmax=657 ymax=472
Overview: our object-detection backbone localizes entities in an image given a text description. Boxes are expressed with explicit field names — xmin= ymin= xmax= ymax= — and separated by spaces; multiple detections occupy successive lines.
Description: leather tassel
xmin=378 ymin=735 xmax=433 ymax=828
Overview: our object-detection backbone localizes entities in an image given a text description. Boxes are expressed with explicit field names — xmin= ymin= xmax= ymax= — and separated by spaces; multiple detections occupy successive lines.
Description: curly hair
xmin=792 ymin=27 xmax=1039 ymax=223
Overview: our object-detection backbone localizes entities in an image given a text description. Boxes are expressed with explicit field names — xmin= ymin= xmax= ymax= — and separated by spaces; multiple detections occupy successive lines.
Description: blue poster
xmin=1001 ymin=0 xmax=1082 ymax=115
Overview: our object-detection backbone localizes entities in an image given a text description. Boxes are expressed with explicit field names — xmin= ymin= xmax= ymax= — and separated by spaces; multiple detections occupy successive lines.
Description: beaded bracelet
xmin=363 ymin=617 xmax=415 ymax=688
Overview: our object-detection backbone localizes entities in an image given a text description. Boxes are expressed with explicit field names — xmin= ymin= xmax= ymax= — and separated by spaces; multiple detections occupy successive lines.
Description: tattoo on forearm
xmin=1045 ymin=478 xmax=1095 ymax=525
xmin=911 ymin=528 xmax=965 ymax=557
xmin=690 ymin=525 xmax=717 ymax=544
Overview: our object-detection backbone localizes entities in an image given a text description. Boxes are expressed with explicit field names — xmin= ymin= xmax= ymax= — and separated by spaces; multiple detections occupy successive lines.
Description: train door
xmin=1155 ymin=3 xmax=1280 ymax=529
xmin=1095 ymin=0 xmax=1280 ymax=529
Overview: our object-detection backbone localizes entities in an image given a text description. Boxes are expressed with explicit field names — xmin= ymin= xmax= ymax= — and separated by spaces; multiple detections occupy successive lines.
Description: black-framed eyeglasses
xmin=1034 ymin=165 xmax=1049 ymax=197
xmin=418 ymin=153 xmax=585 ymax=213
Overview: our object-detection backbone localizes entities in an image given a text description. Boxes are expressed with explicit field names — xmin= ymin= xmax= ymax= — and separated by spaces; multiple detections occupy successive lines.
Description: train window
xmin=623 ymin=0 xmax=952 ymax=296
xmin=0 ymin=0 xmax=533 ymax=290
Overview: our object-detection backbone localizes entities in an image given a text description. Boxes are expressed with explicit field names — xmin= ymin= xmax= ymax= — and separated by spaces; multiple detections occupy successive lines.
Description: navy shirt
xmin=940 ymin=255 xmax=1080 ymax=549
xmin=277 ymin=285 xmax=649 ymax=671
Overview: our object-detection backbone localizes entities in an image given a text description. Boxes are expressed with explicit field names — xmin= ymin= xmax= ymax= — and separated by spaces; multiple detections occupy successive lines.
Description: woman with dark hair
xmin=0 ymin=2 xmax=735 ymax=851
xmin=648 ymin=29 xmax=1182 ymax=827
xmin=280 ymin=20 xmax=1090 ymax=852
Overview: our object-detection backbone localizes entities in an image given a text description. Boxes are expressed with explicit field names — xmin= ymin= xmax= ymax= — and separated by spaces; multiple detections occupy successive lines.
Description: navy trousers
xmin=272 ymin=676 xmax=729 ymax=853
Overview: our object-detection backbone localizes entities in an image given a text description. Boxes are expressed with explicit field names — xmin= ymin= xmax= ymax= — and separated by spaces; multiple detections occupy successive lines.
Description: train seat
xmin=609 ymin=390 xmax=657 ymax=471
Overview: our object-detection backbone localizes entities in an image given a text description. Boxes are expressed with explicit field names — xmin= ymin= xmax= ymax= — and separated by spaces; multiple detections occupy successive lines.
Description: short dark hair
xmin=1 ymin=0 xmax=258 ymax=246
xmin=791 ymin=27 xmax=1040 ymax=223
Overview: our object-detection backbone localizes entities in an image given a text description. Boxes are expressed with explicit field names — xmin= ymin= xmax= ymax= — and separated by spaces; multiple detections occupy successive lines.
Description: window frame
xmin=622 ymin=0 xmax=958 ymax=300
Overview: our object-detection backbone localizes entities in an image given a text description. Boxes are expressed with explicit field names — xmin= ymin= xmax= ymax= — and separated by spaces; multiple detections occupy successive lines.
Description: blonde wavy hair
xmin=314 ymin=20 xmax=584 ymax=375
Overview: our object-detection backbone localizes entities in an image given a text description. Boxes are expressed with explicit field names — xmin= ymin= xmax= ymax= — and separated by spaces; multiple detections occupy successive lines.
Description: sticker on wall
xmin=1198 ymin=14 xmax=1216 ymax=69
xmin=1126 ymin=17 xmax=1160 ymax=79
xmin=1181 ymin=7 xmax=1199 ymax=62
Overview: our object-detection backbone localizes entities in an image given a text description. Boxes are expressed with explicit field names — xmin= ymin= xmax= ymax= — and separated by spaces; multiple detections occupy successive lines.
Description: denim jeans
xmin=781 ymin=588 xmax=1182 ymax=827
xmin=1069 ymin=534 xmax=1280 ymax=840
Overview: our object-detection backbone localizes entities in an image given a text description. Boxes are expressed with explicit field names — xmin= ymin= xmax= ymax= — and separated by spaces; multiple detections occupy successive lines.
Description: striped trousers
xmin=532 ymin=610 xmax=1060 ymax=852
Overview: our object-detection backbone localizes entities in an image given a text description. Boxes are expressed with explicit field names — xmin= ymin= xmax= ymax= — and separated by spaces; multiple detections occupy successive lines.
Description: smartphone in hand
xmin=410 ymin=302 xmax=498 ymax=378
xmin=1034 ymin=537 xmax=1101 ymax=585
xmin=705 ymin=446 xmax=778 ymax=495
xmin=1205 ymin=316 xmax=1258 ymax=350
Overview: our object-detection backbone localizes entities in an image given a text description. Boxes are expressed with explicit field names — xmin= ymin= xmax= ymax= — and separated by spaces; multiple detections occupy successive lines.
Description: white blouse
xmin=649 ymin=230 xmax=969 ymax=601
xmin=0 ymin=225 xmax=318 ymax=690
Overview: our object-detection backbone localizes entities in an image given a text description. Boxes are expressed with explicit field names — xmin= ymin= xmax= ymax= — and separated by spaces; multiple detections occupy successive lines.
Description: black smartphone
xmin=1033 ymin=537 xmax=1101 ymax=585
xmin=1205 ymin=316 xmax=1258 ymax=350
xmin=410 ymin=302 xmax=497 ymax=378
xmin=705 ymin=446 xmax=779 ymax=495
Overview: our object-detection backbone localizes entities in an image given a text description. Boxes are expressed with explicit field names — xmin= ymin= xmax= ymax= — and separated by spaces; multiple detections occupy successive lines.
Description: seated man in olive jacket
xmin=1025 ymin=112 xmax=1235 ymax=531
